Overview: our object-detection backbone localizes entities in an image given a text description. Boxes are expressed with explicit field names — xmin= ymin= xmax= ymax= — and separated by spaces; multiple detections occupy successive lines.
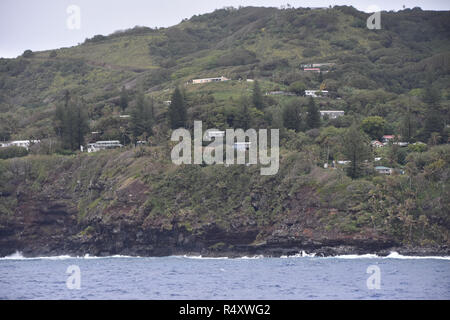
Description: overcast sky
xmin=0 ymin=0 xmax=449 ymax=58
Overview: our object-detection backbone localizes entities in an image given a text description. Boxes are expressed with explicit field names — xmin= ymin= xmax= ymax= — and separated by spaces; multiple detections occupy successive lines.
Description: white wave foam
xmin=0 ymin=251 xmax=141 ymax=260
xmin=173 ymin=255 xmax=229 ymax=260
xmin=333 ymin=253 xmax=379 ymax=259
xmin=239 ymin=255 xmax=264 ymax=259
xmin=2 ymin=251 xmax=449 ymax=261
xmin=280 ymin=251 xmax=316 ymax=258
xmin=384 ymin=251 xmax=450 ymax=260
xmin=329 ymin=252 xmax=450 ymax=260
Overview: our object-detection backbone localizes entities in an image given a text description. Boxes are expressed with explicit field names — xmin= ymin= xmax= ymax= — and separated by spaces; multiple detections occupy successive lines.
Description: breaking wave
xmin=1 ymin=251 xmax=449 ymax=261
xmin=0 ymin=251 xmax=140 ymax=260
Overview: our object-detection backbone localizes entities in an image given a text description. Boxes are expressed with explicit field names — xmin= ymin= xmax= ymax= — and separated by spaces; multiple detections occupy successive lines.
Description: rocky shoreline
xmin=1 ymin=225 xmax=448 ymax=258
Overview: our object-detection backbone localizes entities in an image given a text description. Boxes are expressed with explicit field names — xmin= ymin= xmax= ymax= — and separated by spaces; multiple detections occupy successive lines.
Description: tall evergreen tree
xmin=282 ymin=100 xmax=301 ymax=132
xmin=119 ymin=86 xmax=129 ymax=111
xmin=72 ymin=98 xmax=89 ymax=150
xmin=131 ymin=88 xmax=154 ymax=142
xmin=168 ymin=87 xmax=187 ymax=129
xmin=53 ymin=92 xmax=89 ymax=151
xmin=237 ymin=95 xmax=251 ymax=130
xmin=400 ymin=106 xmax=416 ymax=143
xmin=306 ymin=97 xmax=321 ymax=129
xmin=422 ymin=85 xmax=443 ymax=141
xmin=252 ymin=80 xmax=264 ymax=110
xmin=342 ymin=124 xmax=371 ymax=179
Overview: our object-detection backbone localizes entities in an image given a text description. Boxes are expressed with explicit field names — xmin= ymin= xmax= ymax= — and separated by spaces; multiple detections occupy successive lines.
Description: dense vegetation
xmin=0 ymin=6 xmax=449 ymax=250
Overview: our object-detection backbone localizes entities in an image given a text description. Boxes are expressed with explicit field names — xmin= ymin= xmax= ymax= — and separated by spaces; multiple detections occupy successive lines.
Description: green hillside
xmin=1 ymin=6 xmax=449 ymax=140
xmin=0 ymin=6 xmax=449 ymax=256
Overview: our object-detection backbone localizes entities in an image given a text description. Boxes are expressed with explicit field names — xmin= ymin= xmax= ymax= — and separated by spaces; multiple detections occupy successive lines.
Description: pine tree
xmin=238 ymin=95 xmax=251 ymax=130
xmin=342 ymin=124 xmax=371 ymax=179
xmin=306 ymin=97 xmax=321 ymax=129
xmin=119 ymin=86 xmax=129 ymax=111
xmin=53 ymin=92 xmax=89 ymax=151
xmin=73 ymin=98 xmax=89 ymax=150
xmin=400 ymin=107 xmax=416 ymax=142
xmin=131 ymin=88 xmax=154 ymax=142
xmin=168 ymin=87 xmax=187 ymax=129
xmin=252 ymin=80 xmax=264 ymax=110
xmin=422 ymin=85 xmax=443 ymax=141
xmin=282 ymin=100 xmax=301 ymax=132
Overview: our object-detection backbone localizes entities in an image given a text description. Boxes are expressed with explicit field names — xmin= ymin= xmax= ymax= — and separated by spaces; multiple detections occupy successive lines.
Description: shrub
xmin=0 ymin=146 xmax=29 ymax=159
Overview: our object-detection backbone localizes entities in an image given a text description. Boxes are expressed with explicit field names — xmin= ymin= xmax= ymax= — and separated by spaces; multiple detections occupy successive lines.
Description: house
xmin=87 ymin=141 xmax=123 ymax=153
xmin=371 ymin=140 xmax=384 ymax=148
xmin=303 ymin=68 xmax=321 ymax=73
xmin=266 ymin=91 xmax=296 ymax=96
xmin=119 ymin=115 xmax=131 ymax=119
xmin=382 ymin=135 xmax=396 ymax=144
xmin=306 ymin=90 xmax=329 ymax=98
xmin=312 ymin=63 xmax=335 ymax=68
xmin=192 ymin=76 xmax=229 ymax=84
xmin=320 ymin=110 xmax=345 ymax=119
xmin=1 ymin=140 xmax=40 ymax=150
xmin=163 ymin=101 xmax=172 ymax=106
xmin=393 ymin=142 xmax=409 ymax=147
xmin=375 ymin=166 xmax=392 ymax=175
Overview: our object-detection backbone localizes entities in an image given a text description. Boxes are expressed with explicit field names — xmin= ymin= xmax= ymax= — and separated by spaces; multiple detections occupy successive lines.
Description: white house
xmin=306 ymin=90 xmax=329 ymax=98
xmin=303 ymin=68 xmax=321 ymax=73
xmin=371 ymin=140 xmax=384 ymax=148
xmin=192 ymin=76 xmax=229 ymax=84
xmin=320 ymin=110 xmax=345 ymax=119
xmin=375 ymin=166 xmax=392 ymax=175
xmin=266 ymin=91 xmax=296 ymax=96
xmin=87 ymin=141 xmax=123 ymax=153
xmin=1 ymin=140 xmax=40 ymax=150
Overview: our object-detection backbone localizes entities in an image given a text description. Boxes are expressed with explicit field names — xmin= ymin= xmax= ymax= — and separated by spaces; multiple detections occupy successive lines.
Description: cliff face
xmin=0 ymin=148 xmax=448 ymax=258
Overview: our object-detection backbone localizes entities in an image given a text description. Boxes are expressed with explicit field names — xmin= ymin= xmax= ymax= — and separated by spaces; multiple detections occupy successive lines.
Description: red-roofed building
xmin=382 ymin=135 xmax=396 ymax=144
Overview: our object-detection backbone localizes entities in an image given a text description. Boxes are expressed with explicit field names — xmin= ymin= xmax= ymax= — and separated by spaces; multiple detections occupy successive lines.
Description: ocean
xmin=1 ymin=252 xmax=449 ymax=300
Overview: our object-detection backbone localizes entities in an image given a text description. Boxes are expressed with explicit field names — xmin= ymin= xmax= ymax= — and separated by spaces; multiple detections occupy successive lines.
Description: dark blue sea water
xmin=0 ymin=252 xmax=449 ymax=300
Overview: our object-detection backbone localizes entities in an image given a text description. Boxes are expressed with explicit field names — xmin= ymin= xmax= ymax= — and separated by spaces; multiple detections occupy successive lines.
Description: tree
xmin=282 ymin=100 xmax=301 ymax=132
xmin=239 ymin=97 xmax=251 ymax=130
xmin=342 ymin=124 xmax=371 ymax=179
xmin=288 ymin=81 xmax=306 ymax=96
xmin=22 ymin=50 xmax=33 ymax=58
xmin=422 ymin=85 xmax=443 ymax=141
xmin=131 ymin=88 xmax=154 ymax=142
xmin=252 ymin=80 xmax=264 ymax=110
xmin=72 ymin=98 xmax=89 ymax=150
xmin=168 ymin=87 xmax=187 ymax=129
xmin=53 ymin=92 xmax=89 ymax=151
xmin=400 ymin=107 xmax=416 ymax=142
xmin=306 ymin=97 xmax=321 ymax=129
xmin=119 ymin=86 xmax=129 ymax=111
xmin=361 ymin=116 xmax=386 ymax=140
